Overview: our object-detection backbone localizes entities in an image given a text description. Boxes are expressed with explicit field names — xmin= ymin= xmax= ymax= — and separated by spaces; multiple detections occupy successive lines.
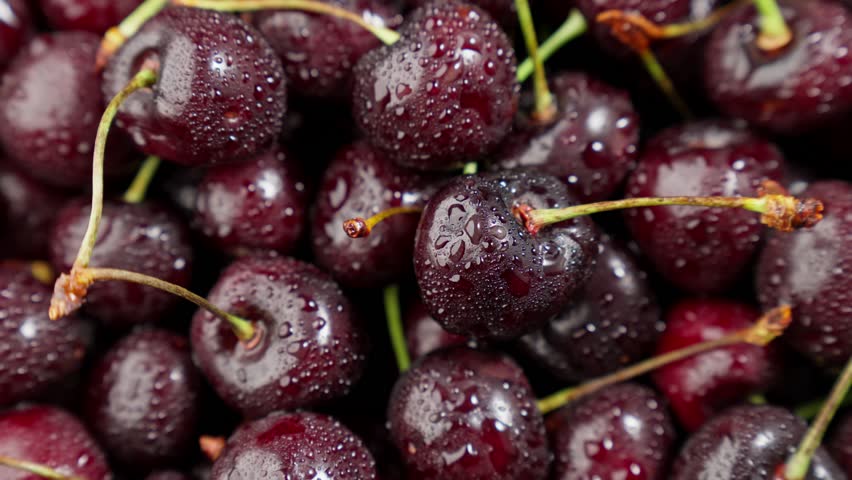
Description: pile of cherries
xmin=0 ymin=0 xmax=851 ymax=478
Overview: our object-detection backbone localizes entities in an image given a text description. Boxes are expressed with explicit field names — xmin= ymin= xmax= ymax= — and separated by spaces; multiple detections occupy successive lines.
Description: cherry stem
xmin=638 ymin=49 xmax=692 ymax=118
xmin=537 ymin=305 xmax=792 ymax=415
xmin=343 ymin=206 xmax=423 ymax=238
xmin=384 ymin=284 xmax=411 ymax=373
xmin=174 ymin=0 xmax=401 ymax=45
xmin=784 ymin=356 xmax=852 ymax=480
xmin=122 ymin=155 xmax=161 ymax=204
xmin=96 ymin=0 xmax=169 ymax=69
xmin=752 ymin=0 xmax=792 ymax=51
xmin=462 ymin=162 xmax=478 ymax=174
xmin=795 ymin=390 xmax=852 ymax=420
xmin=514 ymin=0 xmax=555 ymax=122
xmin=596 ymin=0 xmax=746 ymax=43
xmin=0 ymin=455 xmax=85 ymax=480
xmin=517 ymin=9 xmax=587 ymax=83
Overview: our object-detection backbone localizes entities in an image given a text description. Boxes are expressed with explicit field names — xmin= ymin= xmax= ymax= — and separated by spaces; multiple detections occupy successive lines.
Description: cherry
xmin=404 ymin=296 xmax=470 ymax=359
xmin=517 ymin=234 xmax=663 ymax=382
xmin=756 ymin=180 xmax=852 ymax=368
xmin=828 ymin=413 xmax=852 ymax=476
xmin=413 ymin=170 xmax=598 ymax=340
xmin=0 ymin=0 xmax=32 ymax=69
xmin=37 ymin=0 xmax=143 ymax=33
xmin=0 ymin=31 xmax=135 ymax=188
xmin=705 ymin=0 xmax=852 ymax=134
xmin=547 ymin=383 xmax=676 ymax=480
xmin=670 ymin=404 xmax=845 ymax=479
xmin=191 ymin=255 xmax=368 ymax=418
xmin=193 ymin=145 xmax=308 ymax=255
xmin=408 ymin=0 xmax=515 ymax=29
xmin=651 ymin=298 xmax=783 ymax=431
xmin=254 ymin=0 xmax=402 ymax=98
xmin=102 ymin=6 xmax=287 ymax=166
xmin=623 ymin=120 xmax=784 ymax=294
xmin=84 ymin=328 xmax=200 ymax=469
xmin=312 ymin=141 xmax=444 ymax=289
xmin=211 ymin=411 xmax=377 ymax=479
xmin=0 ymin=405 xmax=112 ymax=479
xmin=352 ymin=0 xmax=519 ymax=170
xmin=388 ymin=347 xmax=551 ymax=479
xmin=490 ymin=72 xmax=640 ymax=203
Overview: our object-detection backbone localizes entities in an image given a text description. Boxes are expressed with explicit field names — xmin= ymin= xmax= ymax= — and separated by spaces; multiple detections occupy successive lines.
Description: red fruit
xmin=37 ymin=0 xmax=142 ymax=33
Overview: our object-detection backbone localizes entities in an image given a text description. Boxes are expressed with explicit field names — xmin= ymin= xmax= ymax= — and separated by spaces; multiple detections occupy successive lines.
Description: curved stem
xmin=517 ymin=10 xmax=587 ymax=83
xmin=514 ymin=0 xmax=554 ymax=121
xmin=0 ymin=455 xmax=85 ymax=480
xmin=343 ymin=206 xmax=423 ymax=238
xmin=122 ymin=156 xmax=161 ymax=204
xmin=175 ymin=0 xmax=401 ymax=45
xmin=753 ymin=0 xmax=792 ymax=51
xmin=637 ymin=49 xmax=692 ymax=119
xmin=384 ymin=284 xmax=411 ymax=373
xmin=96 ymin=0 xmax=169 ymax=69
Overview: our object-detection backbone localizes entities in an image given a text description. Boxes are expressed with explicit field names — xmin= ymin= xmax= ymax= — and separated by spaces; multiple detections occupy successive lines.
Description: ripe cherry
xmin=37 ymin=0 xmax=143 ymax=33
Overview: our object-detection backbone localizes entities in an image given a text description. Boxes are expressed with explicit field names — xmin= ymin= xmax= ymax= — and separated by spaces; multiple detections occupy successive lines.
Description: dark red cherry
xmin=404 ymin=296 xmax=470 ymax=359
xmin=194 ymin=146 xmax=308 ymax=255
xmin=0 ymin=263 xmax=90 ymax=406
xmin=37 ymin=0 xmax=142 ymax=33
xmin=0 ymin=0 xmax=32 ymax=69
xmin=547 ymin=383 xmax=676 ymax=480
xmin=311 ymin=141 xmax=444 ymax=289
xmin=0 ymin=405 xmax=112 ymax=479
xmin=652 ymin=299 xmax=782 ymax=431
xmin=491 ymin=72 xmax=640 ymax=203
xmin=352 ymin=0 xmax=518 ymax=170
xmin=828 ymin=413 xmax=852 ymax=476
xmin=191 ymin=255 xmax=368 ymax=418
xmin=756 ymin=180 xmax=852 ymax=368
xmin=211 ymin=411 xmax=377 ymax=479
xmin=413 ymin=170 xmax=598 ymax=340
xmin=517 ymin=234 xmax=662 ymax=382
xmin=0 ymin=32 xmax=135 ymax=188
xmin=254 ymin=0 xmax=402 ymax=99
xmin=670 ymin=405 xmax=846 ymax=479
xmin=103 ymin=7 xmax=287 ymax=166
xmin=623 ymin=120 xmax=784 ymax=294
xmin=705 ymin=0 xmax=852 ymax=134
xmin=388 ymin=347 xmax=551 ymax=479
xmin=49 ymin=199 xmax=194 ymax=329
xmin=408 ymin=0 xmax=515 ymax=29
xmin=84 ymin=328 xmax=200 ymax=469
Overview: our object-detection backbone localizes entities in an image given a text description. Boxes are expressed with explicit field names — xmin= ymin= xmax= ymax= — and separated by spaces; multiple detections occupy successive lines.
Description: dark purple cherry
xmin=49 ymin=199 xmax=194 ymax=328
xmin=623 ymin=120 xmax=784 ymax=294
xmin=414 ymin=170 xmax=598 ymax=340
xmin=547 ymin=383 xmax=676 ymax=480
xmin=352 ymin=0 xmax=518 ymax=170
xmin=517 ymin=234 xmax=662 ymax=382
xmin=404 ymin=296 xmax=470 ymax=359
xmin=0 ymin=32 xmax=135 ymax=188
xmin=0 ymin=0 xmax=32 ymax=69
xmin=37 ymin=0 xmax=142 ymax=33
xmin=705 ymin=0 xmax=852 ymax=134
xmin=0 ymin=263 xmax=90 ymax=406
xmin=103 ymin=7 xmax=287 ymax=166
xmin=756 ymin=180 xmax=852 ymax=368
xmin=212 ymin=411 xmax=377 ymax=479
xmin=491 ymin=72 xmax=640 ymax=203
xmin=652 ymin=299 xmax=782 ymax=431
xmin=0 ymin=405 xmax=112 ymax=479
xmin=191 ymin=255 xmax=368 ymax=418
xmin=828 ymin=413 xmax=852 ymax=476
xmin=312 ymin=141 xmax=444 ymax=289
xmin=388 ymin=347 xmax=551 ymax=479
xmin=254 ymin=0 xmax=402 ymax=98
xmin=408 ymin=0 xmax=515 ymax=29
xmin=194 ymin=146 xmax=308 ymax=255
xmin=84 ymin=328 xmax=200 ymax=468
xmin=670 ymin=405 xmax=846 ymax=479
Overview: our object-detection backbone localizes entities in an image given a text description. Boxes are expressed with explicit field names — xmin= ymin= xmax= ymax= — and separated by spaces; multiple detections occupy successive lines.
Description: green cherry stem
xmin=752 ymin=0 xmax=792 ymax=51
xmin=96 ymin=0 xmax=169 ymax=69
xmin=343 ymin=206 xmax=424 ymax=238
xmin=514 ymin=0 xmax=555 ymax=122
xmin=516 ymin=10 xmax=587 ymax=84
xmin=794 ymin=390 xmax=852 ymax=420
xmin=384 ymin=284 xmax=411 ymax=373
xmin=122 ymin=155 xmax=161 ymax=204
xmin=637 ymin=49 xmax=692 ymax=118
xmin=0 ymin=455 xmax=86 ymax=480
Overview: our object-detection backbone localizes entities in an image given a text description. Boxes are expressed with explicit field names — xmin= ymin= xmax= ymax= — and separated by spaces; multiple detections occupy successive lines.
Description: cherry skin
xmin=146 ymin=472 xmax=191 ymax=480
xmin=0 ymin=32 xmax=135 ymax=188
xmin=0 ymin=0 xmax=32 ymax=69
xmin=388 ymin=347 xmax=551 ymax=479
xmin=352 ymin=0 xmax=518 ymax=170
xmin=311 ymin=141 xmax=444 ymax=289
xmin=705 ymin=0 xmax=852 ymax=134
xmin=756 ymin=180 xmax=852 ymax=368
xmin=0 ymin=263 xmax=90 ymax=406
xmin=408 ymin=0 xmax=515 ymax=29
xmin=517 ymin=234 xmax=662 ymax=382
xmin=623 ymin=120 xmax=784 ymax=294
xmin=413 ymin=170 xmax=598 ymax=340
xmin=404 ymin=296 xmax=470 ymax=360
xmin=670 ymin=405 xmax=846 ymax=479
xmin=37 ymin=0 xmax=142 ymax=33
xmin=828 ymin=413 xmax=852 ymax=476
xmin=211 ymin=411 xmax=377 ymax=479
xmin=103 ymin=7 xmax=287 ymax=166
xmin=0 ymin=405 xmax=112 ymax=479
xmin=547 ymin=383 xmax=676 ymax=480
xmin=84 ymin=328 xmax=200 ymax=469
xmin=49 ymin=198 xmax=194 ymax=329
xmin=194 ymin=146 xmax=308 ymax=255
xmin=191 ymin=255 xmax=368 ymax=418
xmin=254 ymin=0 xmax=402 ymax=99
xmin=651 ymin=299 xmax=782 ymax=432
xmin=490 ymin=72 xmax=640 ymax=203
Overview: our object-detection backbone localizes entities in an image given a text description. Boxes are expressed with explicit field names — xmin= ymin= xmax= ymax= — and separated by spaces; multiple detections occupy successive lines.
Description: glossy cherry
xmin=404 ymin=296 xmax=470 ymax=360
xmin=623 ymin=120 xmax=784 ymax=293
xmin=37 ymin=0 xmax=142 ymax=33
xmin=409 ymin=0 xmax=515 ymax=28
xmin=103 ymin=7 xmax=287 ymax=166
xmin=0 ymin=0 xmax=32 ymax=69
xmin=828 ymin=412 xmax=852 ymax=476
xmin=352 ymin=0 xmax=518 ymax=170
xmin=388 ymin=347 xmax=551 ymax=479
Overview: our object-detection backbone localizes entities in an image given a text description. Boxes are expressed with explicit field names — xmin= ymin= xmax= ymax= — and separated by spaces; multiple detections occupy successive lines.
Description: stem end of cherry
xmin=343 ymin=217 xmax=370 ymax=238
xmin=743 ymin=304 xmax=792 ymax=346
xmin=48 ymin=269 xmax=92 ymax=321
xmin=756 ymin=180 xmax=824 ymax=231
